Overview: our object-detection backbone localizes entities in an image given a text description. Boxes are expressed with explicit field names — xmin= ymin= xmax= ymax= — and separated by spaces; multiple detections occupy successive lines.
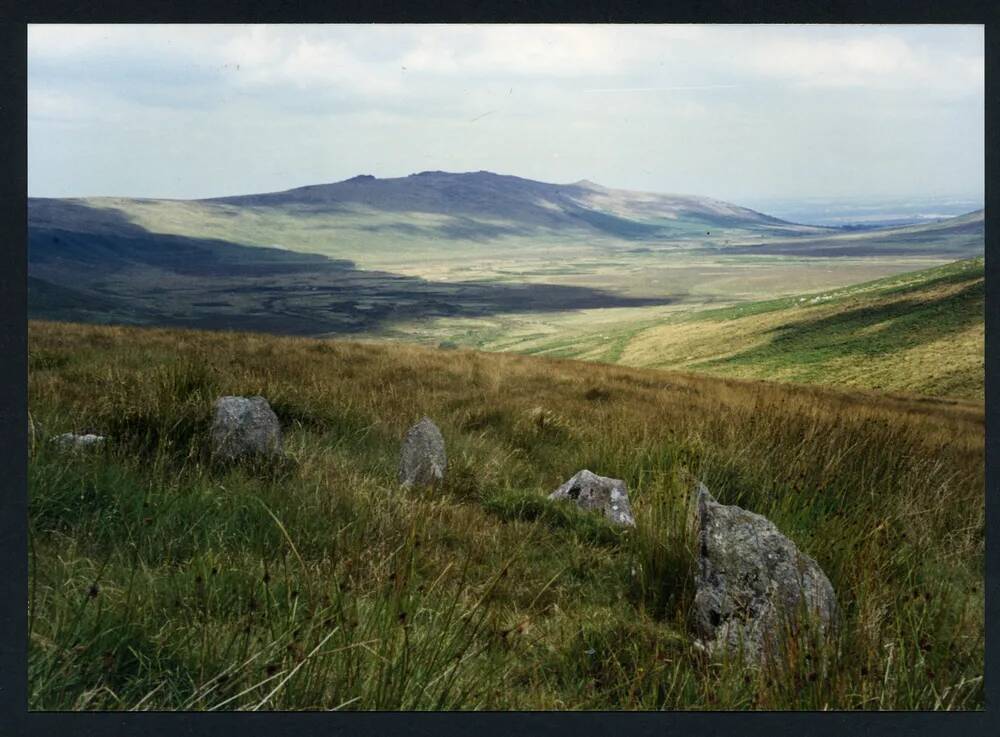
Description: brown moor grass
xmin=27 ymin=319 xmax=984 ymax=710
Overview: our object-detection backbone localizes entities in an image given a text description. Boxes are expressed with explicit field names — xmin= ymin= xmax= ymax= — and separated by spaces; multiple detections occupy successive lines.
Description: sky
xmin=28 ymin=24 xmax=984 ymax=205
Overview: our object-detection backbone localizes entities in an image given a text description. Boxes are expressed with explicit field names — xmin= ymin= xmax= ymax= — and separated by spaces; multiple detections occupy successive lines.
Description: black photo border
xmin=1 ymin=2 xmax=997 ymax=735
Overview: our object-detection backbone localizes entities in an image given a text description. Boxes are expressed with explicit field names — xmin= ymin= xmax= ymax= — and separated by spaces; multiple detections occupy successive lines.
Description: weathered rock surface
xmin=398 ymin=417 xmax=447 ymax=488
xmin=692 ymin=483 xmax=837 ymax=663
xmin=548 ymin=469 xmax=636 ymax=528
xmin=210 ymin=396 xmax=283 ymax=462
xmin=52 ymin=433 xmax=106 ymax=451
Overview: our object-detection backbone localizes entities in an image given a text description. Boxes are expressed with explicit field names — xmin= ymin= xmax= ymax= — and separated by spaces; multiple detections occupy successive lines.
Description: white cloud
xmin=397 ymin=24 xmax=702 ymax=77
xmin=219 ymin=29 xmax=406 ymax=97
xmin=26 ymin=24 xmax=984 ymax=200
xmin=738 ymin=28 xmax=983 ymax=92
xmin=28 ymin=24 xmax=982 ymax=95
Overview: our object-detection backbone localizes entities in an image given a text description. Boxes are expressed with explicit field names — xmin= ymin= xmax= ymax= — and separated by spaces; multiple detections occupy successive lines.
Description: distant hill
xmin=721 ymin=209 xmax=984 ymax=258
xmin=202 ymin=170 xmax=810 ymax=236
xmin=30 ymin=172 xmax=982 ymax=264
xmin=28 ymin=172 xmax=836 ymax=278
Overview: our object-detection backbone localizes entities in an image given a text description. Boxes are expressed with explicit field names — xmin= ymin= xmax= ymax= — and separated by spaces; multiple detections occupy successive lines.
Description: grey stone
xmin=692 ymin=483 xmax=838 ymax=664
xmin=52 ymin=433 xmax=106 ymax=451
xmin=210 ymin=396 xmax=283 ymax=463
xmin=398 ymin=417 xmax=447 ymax=488
xmin=548 ymin=469 xmax=636 ymax=528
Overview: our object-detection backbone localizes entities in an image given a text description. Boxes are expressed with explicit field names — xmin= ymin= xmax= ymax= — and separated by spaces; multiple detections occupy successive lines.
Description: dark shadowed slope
xmin=28 ymin=199 xmax=674 ymax=336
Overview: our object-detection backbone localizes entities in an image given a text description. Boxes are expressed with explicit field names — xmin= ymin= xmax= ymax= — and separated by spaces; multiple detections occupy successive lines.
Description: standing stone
xmin=548 ymin=469 xmax=636 ymax=528
xmin=210 ymin=396 xmax=283 ymax=463
xmin=692 ymin=484 xmax=838 ymax=664
xmin=398 ymin=417 xmax=447 ymax=488
xmin=51 ymin=433 xmax=106 ymax=451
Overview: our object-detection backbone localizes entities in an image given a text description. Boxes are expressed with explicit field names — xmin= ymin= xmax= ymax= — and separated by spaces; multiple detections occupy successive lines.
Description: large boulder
xmin=398 ymin=417 xmax=447 ymax=488
xmin=549 ymin=469 xmax=636 ymax=528
xmin=692 ymin=483 xmax=837 ymax=664
xmin=210 ymin=396 xmax=283 ymax=463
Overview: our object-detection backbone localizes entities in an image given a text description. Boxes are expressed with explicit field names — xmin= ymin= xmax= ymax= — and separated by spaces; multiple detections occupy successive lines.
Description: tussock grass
xmin=27 ymin=320 xmax=983 ymax=710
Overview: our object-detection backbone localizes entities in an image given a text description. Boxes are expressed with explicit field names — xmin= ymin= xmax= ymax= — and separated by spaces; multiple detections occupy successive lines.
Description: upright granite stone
xmin=549 ymin=469 xmax=636 ymax=528
xmin=692 ymin=483 xmax=838 ymax=664
xmin=398 ymin=417 xmax=447 ymax=488
xmin=51 ymin=433 xmax=106 ymax=451
xmin=210 ymin=396 xmax=283 ymax=463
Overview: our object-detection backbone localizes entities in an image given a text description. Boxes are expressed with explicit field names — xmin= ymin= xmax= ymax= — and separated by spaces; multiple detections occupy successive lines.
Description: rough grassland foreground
xmin=28 ymin=320 xmax=984 ymax=710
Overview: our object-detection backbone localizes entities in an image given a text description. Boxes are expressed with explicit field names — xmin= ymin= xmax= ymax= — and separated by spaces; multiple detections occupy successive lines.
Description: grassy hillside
xmin=497 ymin=258 xmax=983 ymax=400
xmin=28 ymin=320 xmax=984 ymax=710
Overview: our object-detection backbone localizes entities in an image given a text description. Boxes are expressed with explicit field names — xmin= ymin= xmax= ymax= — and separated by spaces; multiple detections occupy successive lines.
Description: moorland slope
xmin=28 ymin=320 xmax=984 ymax=710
